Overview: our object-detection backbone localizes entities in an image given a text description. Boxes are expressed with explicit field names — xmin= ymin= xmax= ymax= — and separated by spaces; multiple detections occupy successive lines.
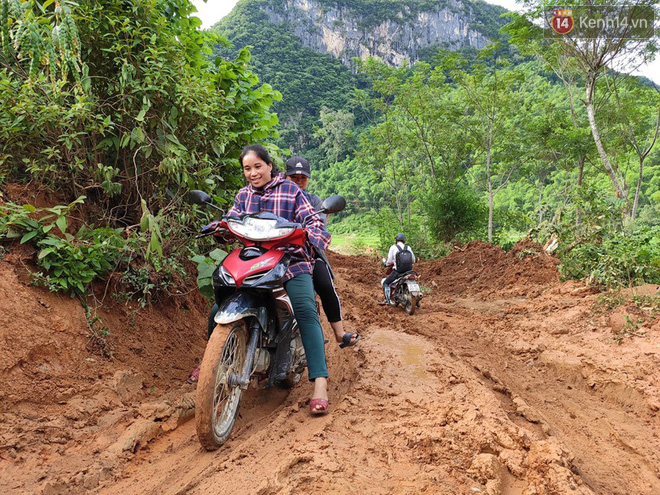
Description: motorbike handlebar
xmin=195 ymin=223 xmax=233 ymax=243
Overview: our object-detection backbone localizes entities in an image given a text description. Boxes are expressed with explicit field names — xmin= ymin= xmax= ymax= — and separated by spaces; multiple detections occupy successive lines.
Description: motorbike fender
xmin=405 ymin=280 xmax=423 ymax=298
xmin=214 ymin=291 xmax=268 ymax=330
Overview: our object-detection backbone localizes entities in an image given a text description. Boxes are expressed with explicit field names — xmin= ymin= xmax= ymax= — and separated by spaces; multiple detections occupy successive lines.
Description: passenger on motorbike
xmin=197 ymin=144 xmax=332 ymax=414
xmin=285 ymin=155 xmax=360 ymax=350
xmin=379 ymin=233 xmax=416 ymax=305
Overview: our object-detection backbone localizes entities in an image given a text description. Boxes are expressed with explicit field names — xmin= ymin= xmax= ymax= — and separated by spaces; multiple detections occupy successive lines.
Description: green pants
xmin=207 ymin=273 xmax=328 ymax=381
xmin=284 ymin=273 xmax=328 ymax=381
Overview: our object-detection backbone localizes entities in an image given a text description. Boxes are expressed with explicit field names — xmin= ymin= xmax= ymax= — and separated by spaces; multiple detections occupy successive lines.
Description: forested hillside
xmin=212 ymin=0 xmax=660 ymax=288
xmin=1 ymin=0 xmax=659 ymax=301
xmin=212 ymin=0 xmax=508 ymax=157
xmin=212 ymin=1 xmax=359 ymax=154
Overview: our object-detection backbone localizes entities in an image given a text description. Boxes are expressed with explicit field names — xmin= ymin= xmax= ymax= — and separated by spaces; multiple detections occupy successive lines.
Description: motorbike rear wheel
xmin=195 ymin=320 xmax=248 ymax=450
xmin=403 ymin=286 xmax=417 ymax=315
xmin=280 ymin=334 xmax=305 ymax=388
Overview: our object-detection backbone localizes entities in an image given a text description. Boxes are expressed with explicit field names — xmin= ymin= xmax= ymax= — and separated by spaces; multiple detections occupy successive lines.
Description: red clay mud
xmin=1 ymin=241 xmax=659 ymax=494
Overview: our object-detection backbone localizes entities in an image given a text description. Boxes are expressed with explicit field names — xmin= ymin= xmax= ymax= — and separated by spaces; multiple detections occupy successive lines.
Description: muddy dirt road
xmin=1 ymin=241 xmax=660 ymax=494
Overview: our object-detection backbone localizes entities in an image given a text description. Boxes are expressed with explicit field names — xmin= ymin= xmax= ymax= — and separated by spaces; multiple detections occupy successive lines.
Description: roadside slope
xmin=1 ymin=242 xmax=659 ymax=494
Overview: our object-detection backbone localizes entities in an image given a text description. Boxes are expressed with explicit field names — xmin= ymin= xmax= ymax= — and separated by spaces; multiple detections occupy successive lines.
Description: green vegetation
xmin=193 ymin=248 xmax=228 ymax=299
xmin=1 ymin=0 xmax=659 ymax=301
xmin=329 ymin=233 xmax=379 ymax=256
xmin=0 ymin=0 xmax=279 ymax=302
xmin=84 ymin=303 xmax=114 ymax=358
xmin=212 ymin=0 xmax=508 ymax=158
xmin=559 ymin=226 xmax=660 ymax=288
xmin=212 ymin=0 xmax=358 ymax=155
xmin=2 ymin=1 xmax=280 ymax=219
xmin=0 ymin=198 xmax=124 ymax=295
xmin=611 ymin=316 xmax=645 ymax=345
xmin=305 ymin=3 xmax=660 ymax=288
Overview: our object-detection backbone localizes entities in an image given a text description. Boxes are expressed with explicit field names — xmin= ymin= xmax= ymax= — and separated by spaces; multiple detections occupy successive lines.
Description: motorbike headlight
xmin=227 ymin=217 xmax=294 ymax=241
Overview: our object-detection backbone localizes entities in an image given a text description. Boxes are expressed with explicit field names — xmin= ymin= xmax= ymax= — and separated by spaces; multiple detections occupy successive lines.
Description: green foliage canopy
xmin=1 ymin=0 xmax=281 ymax=224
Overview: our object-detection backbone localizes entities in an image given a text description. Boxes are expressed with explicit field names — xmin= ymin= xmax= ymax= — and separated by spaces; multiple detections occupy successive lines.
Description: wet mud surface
xmin=1 ymin=240 xmax=659 ymax=494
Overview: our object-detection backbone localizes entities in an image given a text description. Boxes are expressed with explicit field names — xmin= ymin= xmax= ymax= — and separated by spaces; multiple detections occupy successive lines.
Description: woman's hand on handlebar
xmin=201 ymin=220 xmax=223 ymax=234
xmin=197 ymin=220 xmax=231 ymax=242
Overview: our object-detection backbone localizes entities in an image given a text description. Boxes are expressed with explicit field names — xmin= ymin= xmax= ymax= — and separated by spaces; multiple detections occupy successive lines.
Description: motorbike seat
xmin=393 ymin=270 xmax=417 ymax=281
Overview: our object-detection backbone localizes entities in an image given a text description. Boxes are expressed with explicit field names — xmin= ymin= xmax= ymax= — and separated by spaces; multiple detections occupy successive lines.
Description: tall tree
xmin=313 ymin=106 xmax=356 ymax=167
xmin=606 ymin=76 xmax=660 ymax=219
xmin=504 ymin=16 xmax=593 ymax=223
xmin=453 ymin=52 xmax=524 ymax=242
xmin=511 ymin=0 xmax=659 ymax=210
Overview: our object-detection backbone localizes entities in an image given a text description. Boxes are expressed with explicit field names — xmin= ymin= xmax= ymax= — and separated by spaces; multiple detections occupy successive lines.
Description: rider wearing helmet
xmin=379 ymin=233 xmax=416 ymax=305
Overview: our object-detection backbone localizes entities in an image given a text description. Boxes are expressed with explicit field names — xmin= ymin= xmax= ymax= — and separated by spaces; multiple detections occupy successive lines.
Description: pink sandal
xmin=186 ymin=366 xmax=200 ymax=384
xmin=309 ymin=398 xmax=329 ymax=415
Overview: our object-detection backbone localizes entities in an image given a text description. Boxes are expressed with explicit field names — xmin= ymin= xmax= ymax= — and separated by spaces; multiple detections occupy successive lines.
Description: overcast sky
xmin=190 ymin=0 xmax=658 ymax=82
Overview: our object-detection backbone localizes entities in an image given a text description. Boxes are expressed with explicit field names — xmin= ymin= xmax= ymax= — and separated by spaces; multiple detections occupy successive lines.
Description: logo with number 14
xmin=551 ymin=9 xmax=574 ymax=34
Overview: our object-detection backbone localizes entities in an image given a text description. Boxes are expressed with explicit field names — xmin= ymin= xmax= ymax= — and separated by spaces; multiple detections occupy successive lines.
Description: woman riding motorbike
xmin=195 ymin=144 xmax=332 ymax=414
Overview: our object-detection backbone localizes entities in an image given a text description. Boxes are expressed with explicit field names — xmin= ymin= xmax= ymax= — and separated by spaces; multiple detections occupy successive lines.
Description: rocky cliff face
xmin=264 ymin=0 xmax=493 ymax=67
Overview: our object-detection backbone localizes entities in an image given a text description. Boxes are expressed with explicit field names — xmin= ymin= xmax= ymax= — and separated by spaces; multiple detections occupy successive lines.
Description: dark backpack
xmin=395 ymin=244 xmax=414 ymax=273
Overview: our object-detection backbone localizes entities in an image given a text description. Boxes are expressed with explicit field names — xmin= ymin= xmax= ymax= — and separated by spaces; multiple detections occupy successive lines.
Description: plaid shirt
xmin=302 ymin=190 xmax=327 ymax=227
xmin=227 ymin=174 xmax=330 ymax=280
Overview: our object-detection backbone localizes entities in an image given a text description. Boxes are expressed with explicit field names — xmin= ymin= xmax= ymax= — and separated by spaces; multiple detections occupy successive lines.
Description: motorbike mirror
xmin=321 ymin=195 xmax=346 ymax=214
xmin=187 ymin=190 xmax=212 ymax=205
xmin=186 ymin=190 xmax=225 ymax=214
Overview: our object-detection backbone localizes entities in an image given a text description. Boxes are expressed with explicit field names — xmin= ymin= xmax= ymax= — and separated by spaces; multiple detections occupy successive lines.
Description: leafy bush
xmin=559 ymin=226 xmax=660 ymax=288
xmin=32 ymin=226 xmax=125 ymax=295
xmin=115 ymin=248 xmax=186 ymax=306
xmin=0 ymin=196 xmax=192 ymax=300
xmin=0 ymin=0 xmax=286 ymax=303
xmin=1 ymin=0 xmax=280 ymax=224
xmin=422 ymin=181 xmax=487 ymax=243
xmin=349 ymin=237 xmax=367 ymax=255
xmin=192 ymin=248 xmax=227 ymax=300
xmin=535 ymin=183 xmax=660 ymax=288
xmin=0 ymin=198 xmax=126 ymax=294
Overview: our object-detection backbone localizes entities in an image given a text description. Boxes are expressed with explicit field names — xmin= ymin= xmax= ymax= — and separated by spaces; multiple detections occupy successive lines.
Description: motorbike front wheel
xmin=195 ymin=320 xmax=248 ymax=450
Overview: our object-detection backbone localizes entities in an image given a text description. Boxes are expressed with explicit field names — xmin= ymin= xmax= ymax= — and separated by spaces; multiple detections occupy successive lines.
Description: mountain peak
xmin=255 ymin=0 xmax=506 ymax=67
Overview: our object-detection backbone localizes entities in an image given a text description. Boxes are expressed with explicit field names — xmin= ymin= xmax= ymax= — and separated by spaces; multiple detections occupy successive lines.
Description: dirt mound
xmin=422 ymin=239 xmax=560 ymax=298
xmin=0 ymin=243 xmax=209 ymax=488
xmin=2 ymin=237 xmax=660 ymax=495
xmin=327 ymin=250 xmax=381 ymax=286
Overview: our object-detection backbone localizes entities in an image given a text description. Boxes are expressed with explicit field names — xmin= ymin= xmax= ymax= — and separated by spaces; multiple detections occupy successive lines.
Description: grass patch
xmin=330 ymin=233 xmax=380 ymax=256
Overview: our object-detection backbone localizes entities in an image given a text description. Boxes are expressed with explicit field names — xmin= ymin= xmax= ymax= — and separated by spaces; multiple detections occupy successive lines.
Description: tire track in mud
xmin=101 ymin=325 xmax=530 ymax=495
xmin=96 ymin=285 xmax=593 ymax=494
xmin=402 ymin=294 xmax=660 ymax=495
xmin=97 ymin=251 xmax=659 ymax=494
xmin=4 ymin=247 xmax=660 ymax=494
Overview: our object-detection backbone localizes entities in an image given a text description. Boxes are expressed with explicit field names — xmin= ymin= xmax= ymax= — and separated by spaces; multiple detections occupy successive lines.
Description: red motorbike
xmin=187 ymin=190 xmax=345 ymax=450
xmin=381 ymin=262 xmax=423 ymax=315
